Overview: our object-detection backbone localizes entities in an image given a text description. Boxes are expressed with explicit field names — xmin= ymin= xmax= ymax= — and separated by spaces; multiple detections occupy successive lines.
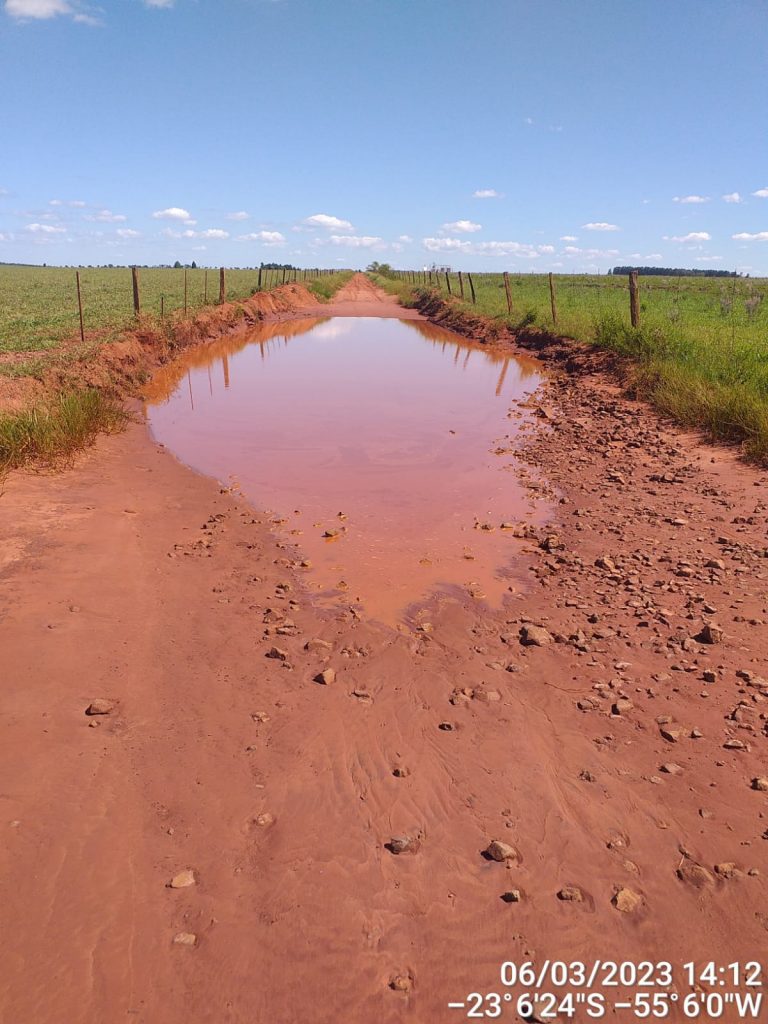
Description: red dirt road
xmin=1 ymin=277 xmax=767 ymax=1023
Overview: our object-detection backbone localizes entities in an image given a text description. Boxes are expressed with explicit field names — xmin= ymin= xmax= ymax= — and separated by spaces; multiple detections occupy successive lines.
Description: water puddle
xmin=145 ymin=317 xmax=549 ymax=624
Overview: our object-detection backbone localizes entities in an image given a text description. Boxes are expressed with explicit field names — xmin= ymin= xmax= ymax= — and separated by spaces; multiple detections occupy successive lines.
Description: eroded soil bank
xmin=1 ymin=275 xmax=767 ymax=1023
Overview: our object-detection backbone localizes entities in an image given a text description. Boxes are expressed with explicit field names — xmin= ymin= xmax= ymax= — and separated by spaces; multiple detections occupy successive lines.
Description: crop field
xmin=0 ymin=264 xmax=350 ymax=375
xmin=376 ymin=270 xmax=768 ymax=460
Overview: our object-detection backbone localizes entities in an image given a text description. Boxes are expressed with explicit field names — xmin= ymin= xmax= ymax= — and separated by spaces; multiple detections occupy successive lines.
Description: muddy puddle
xmin=146 ymin=316 xmax=549 ymax=624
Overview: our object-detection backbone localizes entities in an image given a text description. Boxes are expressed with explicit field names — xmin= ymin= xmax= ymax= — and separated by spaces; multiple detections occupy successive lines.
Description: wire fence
xmin=0 ymin=265 xmax=345 ymax=357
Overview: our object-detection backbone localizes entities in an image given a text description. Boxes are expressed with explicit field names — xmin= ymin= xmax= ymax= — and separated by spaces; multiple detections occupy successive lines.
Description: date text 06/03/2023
xmin=447 ymin=960 xmax=764 ymax=1020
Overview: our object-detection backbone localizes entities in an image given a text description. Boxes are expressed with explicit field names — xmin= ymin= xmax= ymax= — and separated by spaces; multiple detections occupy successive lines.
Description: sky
xmin=1 ymin=0 xmax=767 ymax=274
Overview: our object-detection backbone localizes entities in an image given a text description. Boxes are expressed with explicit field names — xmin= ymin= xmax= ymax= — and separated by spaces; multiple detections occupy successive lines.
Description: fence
xmin=385 ymin=268 xmax=768 ymax=359
xmin=0 ymin=265 xmax=344 ymax=357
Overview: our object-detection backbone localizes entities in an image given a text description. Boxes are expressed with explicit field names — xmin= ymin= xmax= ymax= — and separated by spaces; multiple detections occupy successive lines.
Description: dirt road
xmin=1 ymin=276 xmax=766 ymax=1023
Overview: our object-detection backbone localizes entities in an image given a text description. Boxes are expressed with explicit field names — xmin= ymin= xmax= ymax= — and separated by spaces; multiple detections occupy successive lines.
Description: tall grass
xmin=0 ymin=390 xmax=129 ymax=473
xmin=307 ymin=271 xmax=354 ymax=301
xmin=371 ymin=272 xmax=768 ymax=463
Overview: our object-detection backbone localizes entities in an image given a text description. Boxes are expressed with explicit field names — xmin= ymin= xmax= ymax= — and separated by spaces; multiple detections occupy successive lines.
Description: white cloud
xmin=673 ymin=195 xmax=710 ymax=204
xmin=152 ymin=207 xmax=193 ymax=222
xmin=537 ymin=244 xmax=555 ymax=253
xmin=329 ymin=234 xmax=383 ymax=248
xmin=6 ymin=0 xmax=72 ymax=18
xmin=422 ymin=237 xmax=542 ymax=259
xmin=197 ymin=228 xmax=228 ymax=239
xmin=562 ymin=245 xmax=619 ymax=258
xmin=49 ymin=198 xmax=63 ymax=206
xmin=0 ymin=232 xmax=13 ymax=241
xmin=442 ymin=219 xmax=481 ymax=234
xmin=695 ymin=255 xmax=722 ymax=262
xmin=26 ymin=222 xmax=65 ymax=234
xmin=144 ymin=0 xmax=174 ymax=6
xmin=305 ymin=213 xmax=353 ymax=230
xmin=560 ymin=235 xmax=577 ymax=242
xmin=69 ymin=199 xmax=86 ymax=207
xmin=87 ymin=209 xmax=127 ymax=223
xmin=226 ymin=211 xmax=250 ymax=221
xmin=117 ymin=228 xmax=140 ymax=238
xmin=473 ymin=189 xmax=501 ymax=199
xmin=398 ymin=234 xmax=413 ymax=243
xmin=645 ymin=253 xmax=662 ymax=260
xmin=722 ymin=192 xmax=742 ymax=204
xmin=582 ymin=222 xmax=619 ymax=231
xmin=751 ymin=187 xmax=768 ymax=198
xmin=665 ymin=231 xmax=711 ymax=242
xmin=524 ymin=117 xmax=534 ymax=125
xmin=0 ymin=187 xmax=9 ymax=196
xmin=732 ymin=231 xmax=768 ymax=241
xmin=237 ymin=230 xmax=285 ymax=245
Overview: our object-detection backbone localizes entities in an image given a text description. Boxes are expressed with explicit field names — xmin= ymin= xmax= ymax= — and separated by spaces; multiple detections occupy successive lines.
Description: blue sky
xmin=1 ymin=0 xmax=767 ymax=274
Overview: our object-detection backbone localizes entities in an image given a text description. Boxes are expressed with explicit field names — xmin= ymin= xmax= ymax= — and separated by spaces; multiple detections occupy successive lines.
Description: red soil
xmin=1 ymin=276 xmax=766 ymax=1023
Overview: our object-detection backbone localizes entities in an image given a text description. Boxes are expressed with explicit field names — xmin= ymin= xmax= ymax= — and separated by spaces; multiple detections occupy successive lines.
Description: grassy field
xmin=0 ymin=264 xmax=351 ymax=375
xmin=373 ymin=270 xmax=768 ymax=462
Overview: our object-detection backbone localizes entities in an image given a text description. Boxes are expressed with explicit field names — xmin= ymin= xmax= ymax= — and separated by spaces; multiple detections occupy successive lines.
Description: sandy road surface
xmin=1 ymin=277 xmax=767 ymax=1023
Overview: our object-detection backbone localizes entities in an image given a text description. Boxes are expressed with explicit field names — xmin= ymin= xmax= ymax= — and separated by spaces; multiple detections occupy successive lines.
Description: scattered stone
xmin=168 ymin=869 xmax=196 ymax=889
xmin=265 ymin=646 xmax=288 ymax=661
xmin=438 ymin=722 xmax=454 ymax=731
xmin=612 ymin=699 xmax=633 ymax=715
xmin=706 ymin=558 xmax=726 ymax=571
xmin=315 ymin=668 xmax=336 ymax=685
xmin=660 ymin=762 xmax=683 ymax=775
xmin=173 ymin=932 xmax=197 ymax=947
xmin=660 ymin=727 xmax=681 ymax=743
xmin=254 ymin=812 xmax=274 ymax=827
xmin=697 ymin=623 xmax=724 ymax=645
xmin=520 ymin=625 xmax=553 ymax=647
xmin=85 ymin=699 xmax=115 ymax=716
xmin=703 ymin=670 xmax=717 ymax=683
xmin=612 ymin=887 xmax=643 ymax=913
xmin=387 ymin=835 xmax=421 ymax=855
xmin=484 ymin=840 xmax=521 ymax=863
xmin=751 ymin=777 xmax=768 ymax=792
xmin=501 ymin=890 xmax=522 ymax=903
xmin=389 ymin=972 xmax=413 ymax=993
xmin=677 ymin=863 xmax=714 ymax=889
xmin=557 ymin=886 xmax=584 ymax=903
xmin=392 ymin=766 xmax=410 ymax=778
xmin=723 ymin=738 xmax=749 ymax=751
xmin=305 ymin=638 xmax=332 ymax=652
xmin=714 ymin=862 xmax=739 ymax=879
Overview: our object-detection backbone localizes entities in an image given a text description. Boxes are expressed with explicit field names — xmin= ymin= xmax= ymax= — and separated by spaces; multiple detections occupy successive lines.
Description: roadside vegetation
xmin=0 ymin=264 xmax=351 ymax=472
xmin=369 ymin=268 xmax=768 ymax=463
xmin=0 ymin=389 xmax=128 ymax=474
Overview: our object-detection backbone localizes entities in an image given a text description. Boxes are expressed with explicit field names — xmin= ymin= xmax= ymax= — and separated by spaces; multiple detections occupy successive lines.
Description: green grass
xmin=307 ymin=270 xmax=354 ymax=300
xmin=0 ymin=389 xmax=129 ymax=473
xmin=372 ymin=270 xmax=768 ymax=461
xmin=0 ymin=264 xmax=351 ymax=361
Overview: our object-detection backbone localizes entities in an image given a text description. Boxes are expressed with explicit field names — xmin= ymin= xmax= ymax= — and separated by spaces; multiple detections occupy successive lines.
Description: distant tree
xmin=367 ymin=261 xmax=394 ymax=278
xmin=611 ymin=265 xmax=739 ymax=278
xmin=191 ymin=260 xmax=197 ymax=269
xmin=173 ymin=260 xmax=182 ymax=269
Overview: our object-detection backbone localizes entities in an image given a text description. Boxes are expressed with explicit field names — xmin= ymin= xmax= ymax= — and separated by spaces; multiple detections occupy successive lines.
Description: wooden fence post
xmin=281 ymin=267 xmax=287 ymax=284
xmin=257 ymin=265 xmax=263 ymax=291
xmin=458 ymin=271 xmax=465 ymax=300
xmin=204 ymin=270 xmax=208 ymax=304
xmin=219 ymin=267 xmax=226 ymax=304
xmin=131 ymin=266 xmax=141 ymax=317
xmin=467 ymin=273 xmax=476 ymax=305
xmin=184 ymin=268 xmax=188 ymax=316
xmin=75 ymin=271 xmax=85 ymax=343
xmin=445 ymin=271 xmax=452 ymax=296
xmin=629 ymin=270 xmax=640 ymax=327
xmin=503 ymin=271 xmax=513 ymax=314
xmin=160 ymin=295 xmax=164 ymax=320
xmin=549 ymin=272 xmax=558 ymax=326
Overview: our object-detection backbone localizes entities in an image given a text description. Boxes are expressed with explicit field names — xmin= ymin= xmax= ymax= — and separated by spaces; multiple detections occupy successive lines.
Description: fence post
xmin=457 ymin=271 xmax=465 ymax=300
xmin=184 ymin=268 xmax=188 ymax=316
xmin=467 ymin=273 xmax=476 ymax=305
xmin=160 ymin=295 xmax=164 ymax=320
xmin=257 ymin=265 xmax=263 ymax=291
xmin=219 ymin=267 xmax=226 ymax=304
xmin=204 ymin=270 xmax=208 ymax=304
xmin=445 ymin=271 xmax=452 ymax=296
xmin=503 ymin=271 xmax=513 ymax=314
xmin=75 ymin=271 xmax=85 ymax=343
xmin=549 ymin=272 xmax=558 ymax=326
xmin=131 ymin=266 xmax=141 ymax=317
xmin=629 ymin=270 xmax=640 ymax=327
